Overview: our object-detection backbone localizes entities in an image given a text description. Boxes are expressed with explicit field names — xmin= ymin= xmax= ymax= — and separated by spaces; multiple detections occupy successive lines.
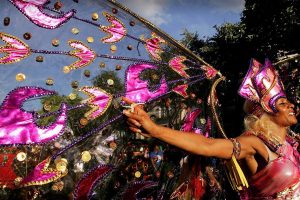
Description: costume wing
xmin=0 ymin=0 xmax=234 ymax=199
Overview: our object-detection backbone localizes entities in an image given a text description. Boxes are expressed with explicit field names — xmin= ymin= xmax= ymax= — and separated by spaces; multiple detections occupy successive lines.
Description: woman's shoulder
xmin=237 ymin=132 xmax=266 ymax=149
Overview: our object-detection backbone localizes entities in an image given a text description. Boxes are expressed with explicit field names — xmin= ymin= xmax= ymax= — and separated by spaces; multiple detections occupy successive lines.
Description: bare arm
xmin=122 ymin=97 xmax=258 ymax=160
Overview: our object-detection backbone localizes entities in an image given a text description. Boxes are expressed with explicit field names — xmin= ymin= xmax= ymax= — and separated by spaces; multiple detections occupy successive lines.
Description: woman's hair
xmin=244 ymin=113 xmax=277 ymax=139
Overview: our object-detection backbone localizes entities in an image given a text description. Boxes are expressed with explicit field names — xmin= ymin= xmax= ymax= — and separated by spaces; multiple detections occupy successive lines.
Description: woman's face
xmin=270 ymin=98 xmax=298 ymax=127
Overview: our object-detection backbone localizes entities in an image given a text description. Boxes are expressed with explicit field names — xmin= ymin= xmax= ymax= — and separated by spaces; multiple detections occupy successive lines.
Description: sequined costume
xmin=242 ymin=134 xmax=300 ymax=199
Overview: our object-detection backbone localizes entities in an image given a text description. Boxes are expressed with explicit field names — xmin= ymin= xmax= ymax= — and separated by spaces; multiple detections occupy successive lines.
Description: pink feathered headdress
xmin=238 ymin=59 xmax=286 ymax=114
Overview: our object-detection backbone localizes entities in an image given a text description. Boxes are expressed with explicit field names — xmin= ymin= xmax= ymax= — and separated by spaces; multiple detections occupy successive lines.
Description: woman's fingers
xmin=122 ymin=97 xmax=134 ymax=104
xmin=123 ymin=109 xmax=143 ymax=121
xmin=128 ymin=126 xmax=142 ymax=133
xmin=127 ymin=118 xmax=141 ymax=127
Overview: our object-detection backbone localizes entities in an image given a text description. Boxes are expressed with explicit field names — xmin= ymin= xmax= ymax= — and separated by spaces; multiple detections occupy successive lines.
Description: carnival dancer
xmin=123 ymin=59 xmax=300 ymax=199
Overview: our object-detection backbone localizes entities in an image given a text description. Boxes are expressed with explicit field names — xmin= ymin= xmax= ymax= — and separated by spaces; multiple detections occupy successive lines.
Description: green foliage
xmin=92 ymin=70 xmax=124 ymax=95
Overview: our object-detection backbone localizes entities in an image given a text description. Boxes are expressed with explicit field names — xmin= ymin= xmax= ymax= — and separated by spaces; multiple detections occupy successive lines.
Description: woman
xmin=123 ymin=59 xmax=300 ymax=199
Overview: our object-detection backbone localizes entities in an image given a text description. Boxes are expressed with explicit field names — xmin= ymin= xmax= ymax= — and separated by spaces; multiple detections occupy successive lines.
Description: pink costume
xmin=237 ymin=59 xmax=300 ymax=199
xmin=243 ymin=136 xmax=300 ymax=199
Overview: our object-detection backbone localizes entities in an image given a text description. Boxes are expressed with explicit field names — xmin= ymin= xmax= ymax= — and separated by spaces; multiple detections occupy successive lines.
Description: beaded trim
xmin=230 ymin=138 xmax=241 ymax=159
xmin=100 ymin=11 xmax=127 ymax=44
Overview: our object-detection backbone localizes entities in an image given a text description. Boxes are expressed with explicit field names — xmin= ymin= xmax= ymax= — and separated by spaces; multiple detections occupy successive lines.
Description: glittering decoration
xmin=110 ymin=44 xmax=117 ymax=53
xmin=201 ymin=65 xmax=219 ymax=79
xmin=87 ymin=36 xmax=94 ymax=43
xmin=73 ymin=165 xmax=113 ymax=200
xmin=36 ymin=55 xmax=44 ymax=62
xmin=0 ymin=32 xmax=31 ymax=64
xmin=79 ymin=117 xmax=88 ymax=126
xmin=79 ymin=86 xmax=113 ymax=120
xmin=3 ymin=17 xmax=10 ymax=26
xmin=23 ymin=32 xmax=31 ymax=40
xmin=54 ymin=1 xmax=63 ymax=10
xmin=71 ymin=27 xmax=80 ymax=34
xmin=43 ymin=102 xmax=52 ymax=111
xmin=46 ymin=78 xmax=54 ymax=86
xmin=68 ymin=93 xmax=77 ymax=100
xmin=125 ymin=63 xmax=168 ymax=103
xmin=169 ymin=56 xmax=189 ymax=78
xmin=20 ymin=158 xmax=64 ymax=187
xmin=55 ymin=158 xmax=68 ymax=172
xmin=71 ymin=81 xmax=79 ymax=88
xmin=100 ymin=12 xmax=126 ymax=44
xmin=129 ymin=21 xmax=135 ymax=26
xmin=107 ymin=79 xmax=114 ymax=86
xmin=145 ymin=33 xmax=165 ymax=61
xmin=9 ymin=0 xmax=76 ymax=29
xmin=115 ymin=65 xmax=122 ymax=70
xmin=15 ymin=73 xmax=26 ymax=81
xmin=99 ymin=62 xmax=106 ymax=68
xmin=112 ymin=8 xmax=118 ymax=14
xmin=63 ymin=66 xmax=71 ymax=73
xmin=52 ymin=39 xmax=60 ymax=47
xmin=172 ymin=84 xmax=188 ymax=98
xmin=127 ymin=45 xmax=133 ymax=50
xmin=16 ymin=152 xmax=26 ymax=161
xmin=92 ymin=13 xmax=99 ymax=20
xmin=134 ymin=171 xmax=141 ymax=178
xmin=0 ymin=87 xmax=67 ymax=145
xmin=84 ymin=69 xmax=91 ymax=77
xmin=68 ymin=40 xmax=96 ymax=70
xmin=81 ymin=151 xmax=91 ymax=162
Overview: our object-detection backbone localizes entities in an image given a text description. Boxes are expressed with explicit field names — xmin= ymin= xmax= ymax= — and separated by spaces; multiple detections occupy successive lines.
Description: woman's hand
xmin=122 ymin=97 xmax=157 ymax=138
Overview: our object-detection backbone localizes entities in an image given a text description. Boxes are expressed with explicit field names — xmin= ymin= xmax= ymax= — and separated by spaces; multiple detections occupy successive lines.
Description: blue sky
xmin=118 ymin=0 xmax=244 ymax=39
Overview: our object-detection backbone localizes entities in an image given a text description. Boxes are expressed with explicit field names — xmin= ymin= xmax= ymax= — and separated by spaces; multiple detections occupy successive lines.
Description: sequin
xmin=92 ymin=13 xmax=99 ymax=20
xmin=46 ymin=78 xmax=54 ymax=86
xmin=63 ymin=66 xmax=70 ymax=73
xmin=107 ymin=79 xmax=114 ymax=86
xmin=81 ymin=151 xmax=91 ymax=162
xmin=115 ymin=65 xmax=122 ymax=70
xmin=99 ymin=62 xmax=106 ymax=68
xmin=129 ymin=21 xmax=135 ymax=26
xmin=15 ymin=73 xmax=26 ymax=81
xmin=55 ymin=159 xmax=68 ymax=172
xmin=23 ymin=32 xmax=31 ymax=40
xmin=87 ymin=36 xmax=94 ymax=43
xmin=84 ymin=70 xmax=90 ymax=77
xmin=4 ymin=17 xmax=10 ymax=26
xmin=16 ymin=152 xmax=26 ymax=161
xmin=52 ymin=39 xmax=60 ymax=47
xmin=36 ymin=56 xmax=44 ymax=62
xmin=71 ymin=27 xmax=80 ymax=34
xmin=80 ymin=118 xmax=88 ymax=126
xmin=127 ymin=45 xmax=133 ymax=50
xmin=43 ymin=103 xmax=52 ymax=111
xmin=68 ymin=93 xmax=77 ymax=100
xmin=134 ymin=171 xmax=141 ymax=178
xmin=71 ymin=81 xmax=79 ymax=88
xmin=110 ymin=45 xmax=117 ymax=53
xmin=54 ymin=2 xmax=63 ymax=10
xmin=112 ymin=8 xmax=118 ymax=14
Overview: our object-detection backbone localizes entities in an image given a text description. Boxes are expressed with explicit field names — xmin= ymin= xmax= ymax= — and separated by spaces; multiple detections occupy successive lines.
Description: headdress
xmin=238 ymin=59 xmax=286 ymax=114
